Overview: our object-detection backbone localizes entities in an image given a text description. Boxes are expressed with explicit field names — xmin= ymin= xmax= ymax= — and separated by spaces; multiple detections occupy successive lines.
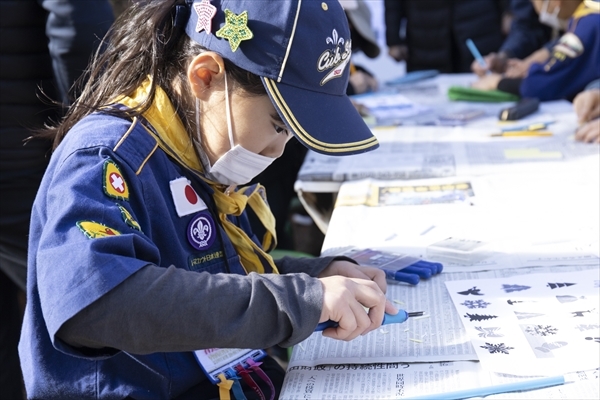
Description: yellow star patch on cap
xmin=117 ymin=204 xmax=142 ymax=232
xmin=77 ymin=221 xmax=121 ymax=239
xmin=216 ymin=9 xmax=253 ymax=52
xmin=103 ymin=159 xmax=129 ymax=201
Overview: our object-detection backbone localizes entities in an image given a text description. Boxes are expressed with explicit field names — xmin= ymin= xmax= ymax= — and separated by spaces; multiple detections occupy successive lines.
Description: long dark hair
xmin=44 ymin=0 xmax=265 ymax=150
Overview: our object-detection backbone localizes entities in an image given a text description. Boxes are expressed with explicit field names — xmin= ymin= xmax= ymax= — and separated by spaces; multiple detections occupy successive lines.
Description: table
xmin=281 ymin=74 xmax=600 ymax=399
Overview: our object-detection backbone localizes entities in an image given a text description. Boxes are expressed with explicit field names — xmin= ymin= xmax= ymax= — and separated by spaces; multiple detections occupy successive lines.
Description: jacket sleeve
xmin=274 ymin=255 xmax=358 ymax=276
xmin=385 ymin=0 xmax=406 ymax=46
xmin=520 ymin=13 xmax=600 ymax=101
xmin=39 ymin=0 xmax=114 ymax=104
xmin=56 ymin=264 xmax=324 ymax=355
xmin=500 ymin=0 xmax=552 ymax=59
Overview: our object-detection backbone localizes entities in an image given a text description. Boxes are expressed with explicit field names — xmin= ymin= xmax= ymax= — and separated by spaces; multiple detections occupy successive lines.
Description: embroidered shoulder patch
xmin=77 ymin=221 xmax=121 ymax=239
xmin=117 ymin=204 xmax=141 ymax=232
xmin=103 ymin=159 xmax=129 ymax=201
xmin=553 ymin=32 xmax=584 ymax=59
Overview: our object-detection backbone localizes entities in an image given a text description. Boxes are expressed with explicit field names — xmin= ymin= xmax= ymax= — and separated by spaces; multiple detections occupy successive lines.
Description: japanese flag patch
xmin=103 ymin=159 xmax=129 ymax=201
xmin=170 ymin=177 xmax=207 ymax=217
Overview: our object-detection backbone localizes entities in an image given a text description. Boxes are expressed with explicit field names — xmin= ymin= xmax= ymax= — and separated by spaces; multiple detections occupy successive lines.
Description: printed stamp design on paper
xmin=480 ymin=343 xmax=514 ymax=354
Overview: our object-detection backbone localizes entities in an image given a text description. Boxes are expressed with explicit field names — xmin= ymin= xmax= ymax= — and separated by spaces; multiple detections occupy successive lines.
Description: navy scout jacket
xmin=19 ymin=112 xmax=277 ymax=398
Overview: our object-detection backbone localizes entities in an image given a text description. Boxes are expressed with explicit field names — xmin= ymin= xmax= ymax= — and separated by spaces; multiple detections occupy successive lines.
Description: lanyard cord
xmin=246 ymin=358 xmax=276 ymax=400
xmin=234 ymin=364 xmax=265 ymax=400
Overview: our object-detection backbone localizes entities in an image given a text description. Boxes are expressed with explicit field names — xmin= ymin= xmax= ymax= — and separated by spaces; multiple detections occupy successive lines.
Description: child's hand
xmin=575 ymin=120 xmax=600 ymax=143
xmin=504 ymin=48 xmax=550 ymax=78
xmin=318 ymin=260 xmax=387 ymax=293
xmin=471 ymin=53 xmax=508 ymax=76
xmin=504 ymin=59 xmax=530 ymax=78
xmin=318 ymin=275 xmax=389 ymax=341
xmin=317 ymin=260 xmax=398 ymax=340
xmin=471 ymin=73 xmax=502 ymax=90
xmin=573 ymin=89 xmax=600 ymax=124
xmin=349 ymin=70 xmax=378 ymax=94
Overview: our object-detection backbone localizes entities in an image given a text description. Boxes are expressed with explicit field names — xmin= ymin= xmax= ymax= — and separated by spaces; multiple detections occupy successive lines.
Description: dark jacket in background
xmin=385 ymin=0 xmax=546 ymax=73
xmin=0 ymin=0 xmax=113 ymax=288
xmin=0 ymin=1 xmax=113 ymax=397
xmin=500 ymin=0 xmax=552 ymax=59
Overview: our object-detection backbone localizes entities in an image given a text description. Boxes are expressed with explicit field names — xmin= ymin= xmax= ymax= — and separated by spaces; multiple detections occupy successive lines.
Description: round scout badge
xmin=187 ymin=211 xmax=217 ymax=250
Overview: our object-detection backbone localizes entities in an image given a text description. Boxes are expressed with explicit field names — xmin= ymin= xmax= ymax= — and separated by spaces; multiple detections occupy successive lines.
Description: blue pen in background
xmin=341 ymin=249 xmax=443 ymax=286
xmin=466 ymin=38 xmax=489 ymax=74
xmin=382 ymin=259 xmax=443 ymax=285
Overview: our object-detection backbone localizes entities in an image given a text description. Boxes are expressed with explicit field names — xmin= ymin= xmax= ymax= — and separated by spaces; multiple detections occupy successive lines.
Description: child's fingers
xmin=352 ymin=280 xmax=386 ymax=334
xmin=575 ymin=121 xmax=600 ymax=143
xmin=355 ymin=266 xmax=388 ymax=295
xmin=384 ymin=299 xmax=399 ymax=316
xmin=319 ymin=276 xmax=388 ymax=340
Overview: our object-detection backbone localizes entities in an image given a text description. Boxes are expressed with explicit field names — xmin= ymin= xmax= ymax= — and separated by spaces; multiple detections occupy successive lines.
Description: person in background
xmin=472 ymin=0 xmax=599 ymax=102
xmin=18 ymin=1 xmax=396 ymax=398
xmin=471 ymin=0 xmax=552 ymax=76
xmin=0 ymin=1 xmax=113 ymax=398
xmin=385 ymin=0 xmax=510 ymax=73
xmin=574 ymin=80 xmax=600 ymax=143
xmin=342 ymin=0 xmax=381 ymax=95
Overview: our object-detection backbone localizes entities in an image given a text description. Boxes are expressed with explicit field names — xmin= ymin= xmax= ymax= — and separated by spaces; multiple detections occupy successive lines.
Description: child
xmin=472 ymin=0 xmax=600 ymax=101
xmin=17 ymin=1 xmax=396 ymax=398
xmin=470 ymin=0 xmax=552 ymax=76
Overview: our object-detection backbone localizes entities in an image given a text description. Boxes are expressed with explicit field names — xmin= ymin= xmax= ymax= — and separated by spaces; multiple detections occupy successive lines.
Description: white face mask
xmin=539 ymin=0 xmax=568 ymax=30
xmin=195 ymin=72 xmax=276 ymax=186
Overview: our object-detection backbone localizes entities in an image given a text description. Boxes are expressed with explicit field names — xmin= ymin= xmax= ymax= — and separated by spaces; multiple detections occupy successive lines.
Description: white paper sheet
xmin=445 ymin=269 xmax=600 ymax=376
xmin=321 ymin=158 xmax=600 ymax=271
xmin=289 ymin=265 xmax=598 ymax=368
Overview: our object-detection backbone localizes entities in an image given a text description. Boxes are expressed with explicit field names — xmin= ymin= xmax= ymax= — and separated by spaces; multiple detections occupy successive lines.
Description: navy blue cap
xmin=185 ymin=0 xmax=379 ymax=156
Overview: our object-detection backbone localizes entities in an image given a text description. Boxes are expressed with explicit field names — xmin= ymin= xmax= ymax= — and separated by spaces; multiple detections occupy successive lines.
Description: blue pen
xmin=501 ymin=121 xmax=555 ymax=132
xmin=405 ymin=374 xmax=565 ymax=400
xmin=315 ymin=310 xmax=424 ymax=332
xmin=466 ymin=39 xmax=489 ymax=72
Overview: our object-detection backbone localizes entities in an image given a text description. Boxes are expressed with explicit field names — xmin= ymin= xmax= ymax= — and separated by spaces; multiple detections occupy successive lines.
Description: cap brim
xmin=262 ymin=77 xmax=379 ymax=156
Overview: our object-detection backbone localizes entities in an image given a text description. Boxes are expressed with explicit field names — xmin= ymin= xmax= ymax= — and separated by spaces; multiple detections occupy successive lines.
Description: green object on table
xmin=448 ymin=86 xmax=520 ymax=102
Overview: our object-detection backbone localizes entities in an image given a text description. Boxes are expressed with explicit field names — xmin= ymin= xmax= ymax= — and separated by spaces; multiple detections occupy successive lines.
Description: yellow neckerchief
xmin=583 ymin=0 xmax=600 ymax=13
xmin=574 ymin=1 xmax=599 ymax=19
xmin=116 ymin=79 xmax=279 ymax=274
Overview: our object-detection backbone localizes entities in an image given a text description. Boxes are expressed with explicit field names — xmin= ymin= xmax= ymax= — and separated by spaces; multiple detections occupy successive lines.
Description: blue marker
xmin=466 ymin=38 xmax=489 ymax=72
xmin=412 ymin=260 xmax=444 ymax=274
xmin=382 ymin=259 xmax=444 ymax=285
xmin=382 ymin=269 xmax=421 ymax=285
xmin=315 ymin=310 xmax=424 ymax=332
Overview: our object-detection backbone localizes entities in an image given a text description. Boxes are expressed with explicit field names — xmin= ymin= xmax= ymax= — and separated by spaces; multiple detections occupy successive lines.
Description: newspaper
xmin=282 ymin=265 xmax=599 ymax=399
xmin=281 ymin=361 xmax=599 ymax=400
xmin=288 ymin=265 xmax=597 ymax=368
